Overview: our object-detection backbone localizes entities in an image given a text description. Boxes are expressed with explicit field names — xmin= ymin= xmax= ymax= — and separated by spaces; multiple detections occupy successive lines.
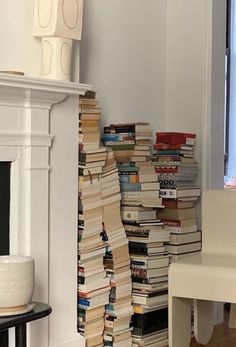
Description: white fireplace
xmin=0 ymin=74 xmax=90 ymax=347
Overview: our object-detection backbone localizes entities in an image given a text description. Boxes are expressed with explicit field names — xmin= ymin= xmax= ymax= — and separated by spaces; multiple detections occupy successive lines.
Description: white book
xmin=166 ymin=242 xmax=202 ymax=255
xmin=164 ymin=224 xmax=198 ymax=234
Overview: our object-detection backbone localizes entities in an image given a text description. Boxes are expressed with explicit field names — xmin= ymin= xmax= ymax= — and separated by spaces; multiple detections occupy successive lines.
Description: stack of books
xmin=78 ymin=92 xmax=110 ymax=347
xmin=103 ymin=123 xmax=170 ymax=347
xmin=102 ymin=149 xmax=133 ymax=347
xmin=79 ymin=91 xmax=101 ymax=151
xmin=103 ymin=122 xmax=152 ymax=165
xmin=127 ymin=215 xmax=169 ymax=347
xmin=152 ymin=132 xmax=202 ymax=261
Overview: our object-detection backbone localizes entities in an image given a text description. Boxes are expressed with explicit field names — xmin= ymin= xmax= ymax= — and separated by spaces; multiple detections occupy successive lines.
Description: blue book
xmin=120 ymin=182 xmax=141 ymax=192
xmin=78 ymin=298 xmax=90 ymax=307
xmin=119 ymin=174 xmax=138 ymax=183
xmin=102 ymin=134 xmax=120 ymax=142
xmin=118 ymin=165 xmax=139 ymax=173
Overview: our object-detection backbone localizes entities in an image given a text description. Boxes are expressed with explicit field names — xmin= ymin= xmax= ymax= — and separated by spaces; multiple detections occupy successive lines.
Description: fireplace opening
xmin=0 ymin=162 xmax=11 ymax=346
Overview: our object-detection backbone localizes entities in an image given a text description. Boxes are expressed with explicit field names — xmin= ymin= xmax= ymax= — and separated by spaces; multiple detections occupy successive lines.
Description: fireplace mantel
xmin=0 ymin=74 xmax=90 ymax=108
xmin=0 ymin=74 xmax=91 ymax=347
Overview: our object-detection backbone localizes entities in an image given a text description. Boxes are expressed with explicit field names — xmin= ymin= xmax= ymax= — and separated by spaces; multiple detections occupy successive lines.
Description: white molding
xmin=0 ymin=133 xmax=54 ymax=147
xmin=202 ymin=0 xmax=226 ymax=190
xmin=0 ymin=73 xmax=92 ymax=347
xmin=0 ymin=74 xmax=92 ymax=109
xmin=0 ymin=74 xmax=92 ymax=95
xmin=202 ymin=0 xmax=226 ymax=325
xmin=49 ymin=336 xmax=85 ymax=347
xmin=202 ymin=0 xmax=213 ymax=190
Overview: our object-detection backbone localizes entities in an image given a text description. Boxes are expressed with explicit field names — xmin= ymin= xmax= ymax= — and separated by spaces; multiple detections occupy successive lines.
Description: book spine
xmin=120 ymin=182 xmax=141 ymax=192
xmin=119 ymin=174 xmax=139 ymax=183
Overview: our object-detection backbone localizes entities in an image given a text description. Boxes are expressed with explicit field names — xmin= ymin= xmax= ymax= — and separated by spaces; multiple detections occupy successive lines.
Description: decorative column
xmin=0 ymin=74 xmax=91 ymax=347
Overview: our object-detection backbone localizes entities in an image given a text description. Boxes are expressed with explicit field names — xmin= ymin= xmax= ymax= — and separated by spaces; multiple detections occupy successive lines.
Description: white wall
xmin=166 ymin=0 xmax=206 ymax=170
xmin=0 ymin=0 xmax=80 ymax=80
xmin=80 ymin=0 xmax=167 ymax=131
xmin=166 ymin=0 xmax=226 ymax=324
xmin=166 ymin=0 xmax=225 ymax=189
xmin=0 ymin=0 xmax=41 ymax=76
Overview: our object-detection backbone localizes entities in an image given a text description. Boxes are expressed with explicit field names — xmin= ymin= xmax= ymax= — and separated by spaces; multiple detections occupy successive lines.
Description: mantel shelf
xmin=0 ymin=74 xmax=92 ymax=109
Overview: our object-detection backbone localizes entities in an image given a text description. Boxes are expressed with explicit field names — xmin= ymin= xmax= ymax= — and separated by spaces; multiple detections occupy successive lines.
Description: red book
xmin=155 ymin=132 xmax=196 ymax=145
xmin=154 ymin=143 xmax=194 ymax=150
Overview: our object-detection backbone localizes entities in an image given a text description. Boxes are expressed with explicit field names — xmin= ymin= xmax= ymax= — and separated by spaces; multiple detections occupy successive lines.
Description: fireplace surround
xmin=0 ymin=74 xmax=90 ymax=347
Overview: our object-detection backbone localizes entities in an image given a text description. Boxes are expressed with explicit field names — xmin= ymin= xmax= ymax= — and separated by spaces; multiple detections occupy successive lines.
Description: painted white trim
xmin=202 ymin=0 xmax=226 ymax=325
xmin=49 ymin=337 xmax=85 ymax=347
xmin=0 ymin=133 xmax=53 ymax=147
xmin=0 ymin=74 xmax=92 ymax=95
xmin=202 ymin=0 xmax=213 ymax=190
xmin=0 ymin=75 xmax=92 ymax=109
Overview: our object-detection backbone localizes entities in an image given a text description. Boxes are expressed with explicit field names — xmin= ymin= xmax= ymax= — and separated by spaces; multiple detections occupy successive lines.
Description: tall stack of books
xmin=103 ymin=123 xmax=170 ymax=347
xmin=78 ymin=92 xmax=110 ymax=347
xmin=79 ymin=91 xmax=101 ymax=152
xmin=101 ymin=149 xmax=133 ymax=347
xmin=152 ymin=132 xmax=201 ymax=261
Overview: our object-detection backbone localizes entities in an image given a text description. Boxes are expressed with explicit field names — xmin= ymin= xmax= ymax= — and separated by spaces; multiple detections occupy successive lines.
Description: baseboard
xmin=50 ymin=336 xmax=85 ymax=347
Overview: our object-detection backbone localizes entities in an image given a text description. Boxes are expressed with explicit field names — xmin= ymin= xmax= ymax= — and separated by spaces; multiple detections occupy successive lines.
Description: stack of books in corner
xmin=103 ymin=123 xmax=170 ymax=347
xmin=78 ymin=91 xmax=110 ymax=347
xmin=152 ymin=132 xmax=202 ymax=261
xmin=101 ymin=148 xmax=133 ymax=347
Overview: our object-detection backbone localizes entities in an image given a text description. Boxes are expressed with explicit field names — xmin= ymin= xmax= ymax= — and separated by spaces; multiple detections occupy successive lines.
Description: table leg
xmin=15 ymin=323 xmax=27 ymax=347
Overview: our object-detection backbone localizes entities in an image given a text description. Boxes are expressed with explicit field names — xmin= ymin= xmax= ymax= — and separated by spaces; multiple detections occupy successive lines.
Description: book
xmin=129 ymin=244 xmax=166 ymax=256
xmin=165 ymin=242 xmax=202 ymax=255
xmin=162 ymin=218 xmax=196 ymax=227
xmin=154 ymin=143 xmax=194 ymax=150
xmin=78 ymin=306 xmax=105 ymax=323
xmin=157 ymin=207 xmax=196 ymax=220
xmin=121 ymin=209 xmax=157 ymax=222
xmin=131 ymin=267 xmax=169 ymax=279
xmin=141 ymin=182 xmax=160 ymax=191
xmin=120 ymin=182 xmax=141 ymax=192
xmin=79 ymin=114 xmax=100 ymax=121
xmin=132 ymin=307 xmax=168 ymax=336
xmin=127 ymin=229 xmax=170 ymax=243
xmin=78 ymin=276 xmax=109 ymax=292
xmin=160 ymin=187 xmax=200 ymax=199
xmin=163 ymin=224 xmax=198 ymax=234
xmin=132 ymin=275 xmax=168 ymax=285
xmin=155 ymin=132 xmax=196 ymax=145
xmin=168 ymin=231 xmax=201 ymax=245
xmin=130 ymin=255 xmax=169 ymax=269
xmin=162 ymin=199 xmax=194 ymax=209
xmin=78 ymin=292 xmax=110 ymax=310
xmin=132 ymin=293 xmax=168 ymax=306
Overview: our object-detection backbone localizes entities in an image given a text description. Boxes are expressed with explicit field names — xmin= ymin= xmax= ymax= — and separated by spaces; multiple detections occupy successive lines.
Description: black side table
xmin=0 ymin=302 xmax=52 ymax=347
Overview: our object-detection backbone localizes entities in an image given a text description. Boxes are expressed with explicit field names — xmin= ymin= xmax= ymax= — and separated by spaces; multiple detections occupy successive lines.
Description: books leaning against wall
xmin=103 ymin=123 xmax=170 ymax=347
xmin=152 ymin=132 xmax=202 ymax=262
xmin=78 ymin=91 xmax=110 ymax=347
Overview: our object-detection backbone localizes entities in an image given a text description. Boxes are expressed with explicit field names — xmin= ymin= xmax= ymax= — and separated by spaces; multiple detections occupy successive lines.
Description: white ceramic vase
xmin=0 ymin=256 xmax=34 ymax=310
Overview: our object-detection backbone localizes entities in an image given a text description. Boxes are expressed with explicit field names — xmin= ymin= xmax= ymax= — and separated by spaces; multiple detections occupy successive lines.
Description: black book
xmin=132 ymin=307 xmax=168 ymax=336
xmin=80 ymin=91 xmax=96 ymax=99
xmin=104 ymin=124 xmax=136 ymax=134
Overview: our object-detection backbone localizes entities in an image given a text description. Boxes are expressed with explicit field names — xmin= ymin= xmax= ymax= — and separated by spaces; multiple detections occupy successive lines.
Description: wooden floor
xmin=190 ymin=323 xmax=236 ymax=347
xmin=166 ymin=310 xmax=236 ymax=347
xmin=190 ymin=311 xmax=236 ymax=347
